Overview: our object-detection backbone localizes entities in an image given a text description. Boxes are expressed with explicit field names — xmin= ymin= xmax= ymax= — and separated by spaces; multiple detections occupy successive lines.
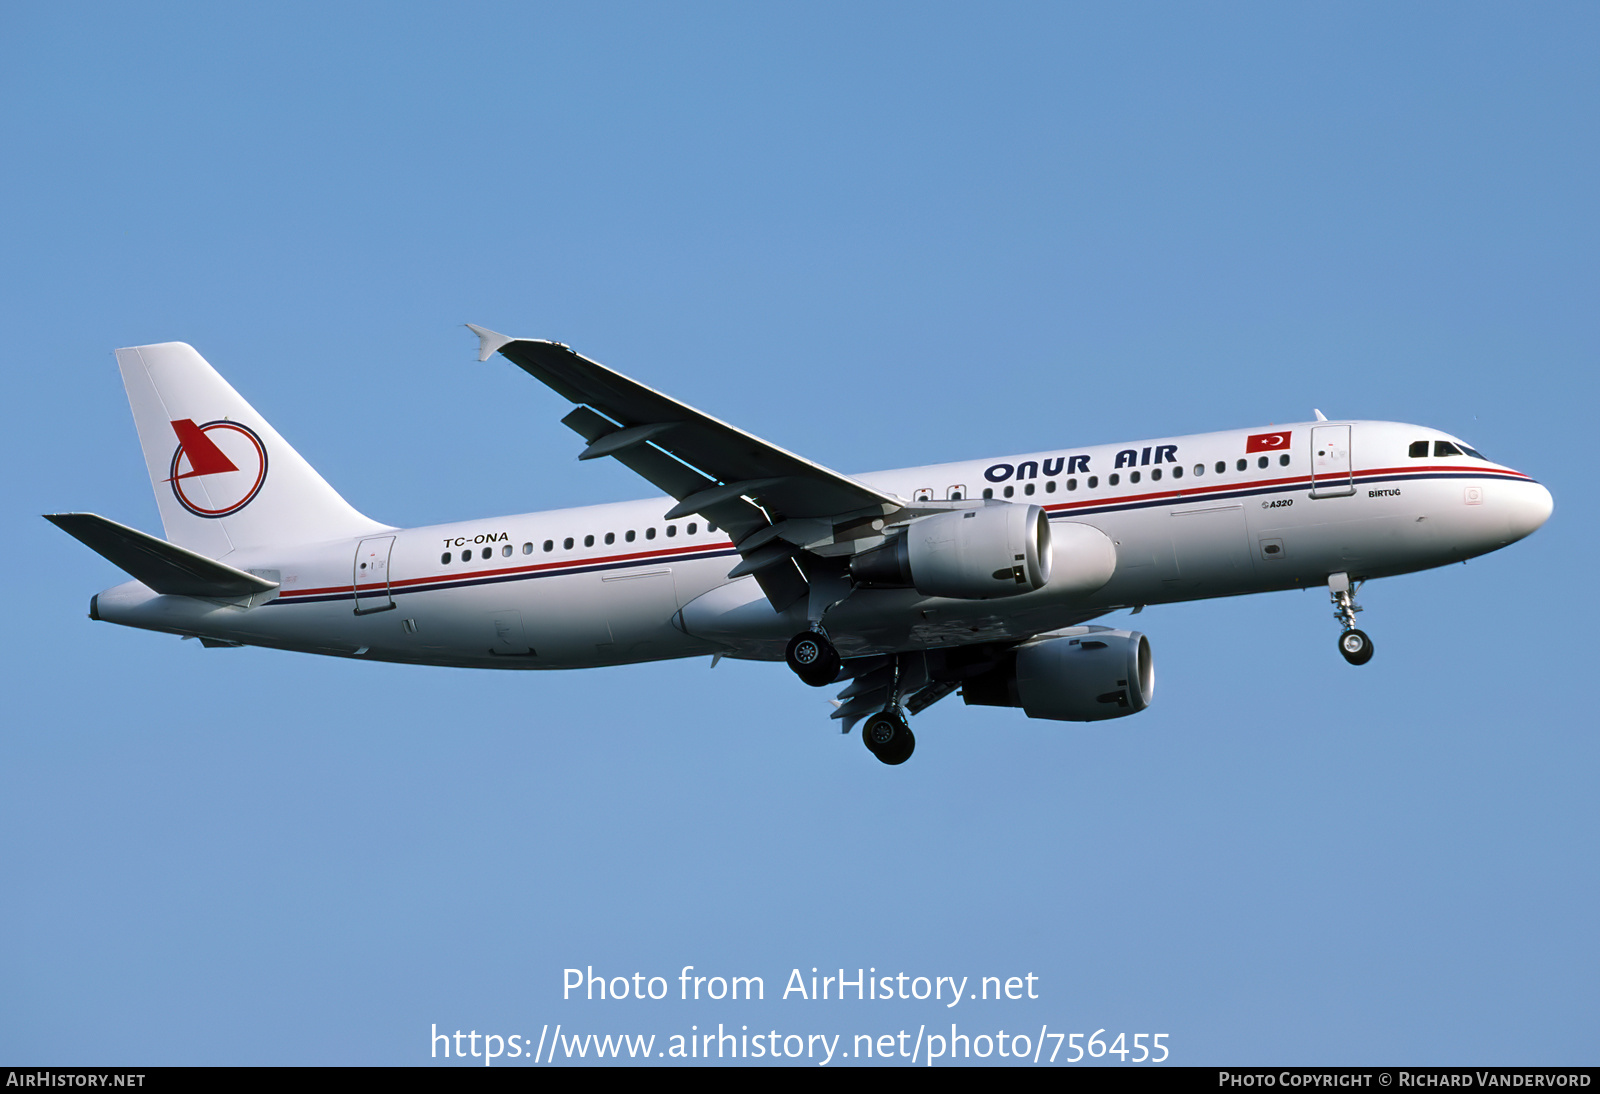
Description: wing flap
xmin=751 ymin=561 xmax=809 ymax=613
xmin=559 ymin=404 xmax=769 ymax=540
xmin=827 ymin=654 xmax=960 ymax=732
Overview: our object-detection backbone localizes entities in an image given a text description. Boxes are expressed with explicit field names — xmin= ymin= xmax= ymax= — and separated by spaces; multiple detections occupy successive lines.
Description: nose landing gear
xmin=1338 ymin=628 xmax=1374 ymax=665
xmin=1329 ymin=572 xmax=1374 ymax=665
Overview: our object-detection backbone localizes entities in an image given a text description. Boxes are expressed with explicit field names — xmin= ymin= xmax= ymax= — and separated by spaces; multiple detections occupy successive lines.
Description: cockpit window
xmin=1409 ymin=441 xmax=1429 ymax=458
xmin=1459 ymin=444 xmax=1489 ymax=460
xmin=1434 ymin=441 xmax=1463 ymax=458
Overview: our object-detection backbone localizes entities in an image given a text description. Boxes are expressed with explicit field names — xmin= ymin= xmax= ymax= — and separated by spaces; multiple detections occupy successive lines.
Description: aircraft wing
xmin=469 ymin=326 xmax=904 ymax=611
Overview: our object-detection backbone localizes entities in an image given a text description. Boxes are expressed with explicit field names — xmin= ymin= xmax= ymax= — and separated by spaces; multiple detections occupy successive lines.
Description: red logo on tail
xmin=167 ymin=419 xmax=268 ymax=518
xmin=165 ymin=419 xmax=240 ymax=480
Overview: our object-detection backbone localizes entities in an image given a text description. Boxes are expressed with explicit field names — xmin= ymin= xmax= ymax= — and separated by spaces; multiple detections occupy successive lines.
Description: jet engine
xmin=962 ymin=628 xmax=1154 ymax=721
xmin=850 ymin=504 xmax=1053 ymax=599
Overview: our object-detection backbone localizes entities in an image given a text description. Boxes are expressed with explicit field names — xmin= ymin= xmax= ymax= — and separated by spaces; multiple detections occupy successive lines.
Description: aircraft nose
xmin=1506 ymin=479 xmax=1553 ymax=541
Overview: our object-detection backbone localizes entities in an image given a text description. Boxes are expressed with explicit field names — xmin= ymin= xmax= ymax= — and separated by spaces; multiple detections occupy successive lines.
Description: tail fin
xmin=115 ymin=342 xmax=390 ymax=557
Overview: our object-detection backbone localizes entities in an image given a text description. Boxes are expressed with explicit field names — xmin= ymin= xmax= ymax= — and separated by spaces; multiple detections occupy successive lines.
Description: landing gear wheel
xmin=1328 ymin=574 xmax=1373 ymax=665
xmin=785 ymin=631 xmax=840 ymax=687
xmin=1338 ymin=629 xmax=1374 ymax=666
xmin=861 ymin=711 xmax=915 ymax=765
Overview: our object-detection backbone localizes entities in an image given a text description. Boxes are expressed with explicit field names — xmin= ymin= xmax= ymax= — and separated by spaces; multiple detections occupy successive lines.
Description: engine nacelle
xmin=850 ymin=504 xmax=1052 ymax=599
xmin=962 ymin=628 xmax=1154 ymax=721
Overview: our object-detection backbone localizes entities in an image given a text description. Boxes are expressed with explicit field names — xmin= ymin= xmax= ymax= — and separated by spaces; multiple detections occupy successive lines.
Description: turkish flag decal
xmin=1245 ymin=431 xmax=1292 ymax=452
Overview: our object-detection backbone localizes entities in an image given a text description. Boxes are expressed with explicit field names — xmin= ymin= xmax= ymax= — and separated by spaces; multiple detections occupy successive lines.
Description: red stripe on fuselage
xmin=285 ymin=539 xmax=736 ymax=600
xmin=1035 ymin=464 xmax=1531 ymax=516
xmin=288 ymin=464 xmax=1535 ymax=598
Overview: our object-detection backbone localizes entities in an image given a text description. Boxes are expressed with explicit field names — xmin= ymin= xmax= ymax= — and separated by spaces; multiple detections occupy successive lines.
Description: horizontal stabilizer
xmin=44 ymin=513 xmax=280 ymax=598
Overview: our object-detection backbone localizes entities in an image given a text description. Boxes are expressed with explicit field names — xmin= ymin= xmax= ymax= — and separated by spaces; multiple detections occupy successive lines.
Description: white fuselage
xmin=90 ymin=419 xmax=1553 ymax=667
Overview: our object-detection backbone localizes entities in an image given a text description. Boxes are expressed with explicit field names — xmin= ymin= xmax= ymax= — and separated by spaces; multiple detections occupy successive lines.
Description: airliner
xmin=48 ymin=328 xmax=1553 ymax=764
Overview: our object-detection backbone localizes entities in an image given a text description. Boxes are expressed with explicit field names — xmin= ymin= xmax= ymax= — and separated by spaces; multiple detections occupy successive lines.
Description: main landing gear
xmin=862 ymin=710 xmax=915 ymax=766
xmin=788 ymin=630 xmax=919 ymax=765
xmin=859 ymin=655 xmax=918 ymax=765
xmin=785 ymin=629 xmax=841 ymax=687
xmin=1329 ymin=572 xmax=1374 ymax=666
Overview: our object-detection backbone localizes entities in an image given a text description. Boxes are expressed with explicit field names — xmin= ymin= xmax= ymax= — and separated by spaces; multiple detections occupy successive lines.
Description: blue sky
xmin=3 ymin=2 xmax=1595 ymax=1065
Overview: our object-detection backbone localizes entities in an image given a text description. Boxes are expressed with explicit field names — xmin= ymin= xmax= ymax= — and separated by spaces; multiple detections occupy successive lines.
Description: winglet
xmin=466 ymin=324 xmax=515 ymax=363
xmin=1314 ymin=408 xmax=1328 ymax=421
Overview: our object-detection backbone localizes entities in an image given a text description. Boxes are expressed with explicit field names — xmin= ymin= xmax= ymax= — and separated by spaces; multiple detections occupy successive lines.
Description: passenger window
xmin=1278 ymin=454 xmax=1290 ymax=466
xmin=1024 ymin=483 xmax=1035 ymax=495
xmin=1108 ymin=473 xmax=1119 ymax=486
xmin=1409 ymin=441 xmax=1429 ymax=458
xmin=584 ymin=534 xmax=594 ymax=547
xmin=563 ymin=537 xmax=574 ymax=550
xmin=982 ymin=488 xmax=993 ymax=500
xmin=522 ymin=543 xmax=533 ymax=555
xmin=646 ymin=528 xmax=656 ymax=540
xmin=1194 ymin=464 xmax=1205 ymax=477
xmin=1045 ymin=480 xmax=1056 ymax=493
xmin=1236 ymin=459 xmax=1247 ymax=472
xmin=482 ymin=547 xmax=492 ymax=560
xmin=1215 ymin=461 xmax=1225 ymax=474
xmin=1434 ymin=441 xmax=1462 ymax=457
xmin=502 ymin=544 xmax=512 ymax=557
xmin=626 ymin=530 xmax=636 ymax=542
xmin=687 ymin=523 xmax=697 ymax=534
xmin=667 ymin=524 xmax=678 ymax=537
xmin=913 ymin=488 xmax=933 ymax=502
xmin=1130 ymin=471 xmax=1141 ymax=484
xmin=707 ymin=523 xmax=717 ymax=533
xmin=1171 ymin=465 xmax=1182 ymax=478
xmin=947 ymin=486 xmax=965 ymax=501
xmin=1257 ymin=456 xmax=1268 ymax=469
xmin=543 ymin=540 xmax=554 ymax=552
xmin=440 ymin=552 xmax=451 ymax=564
xmin=1152 ymin=468 xmax=1163 ymax=481
xmin=1066 ymin=478 xmax=1077 ymax=491
xmin=604 ymin=532 xmax=615 ymax=545
xmin=1003 ymin=485 xmax=1014 ymax=498
xmin=1087 ymin=476 xmax=1098 ymax=488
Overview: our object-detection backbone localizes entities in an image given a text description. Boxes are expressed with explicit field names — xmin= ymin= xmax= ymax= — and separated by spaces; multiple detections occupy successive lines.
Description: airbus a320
xmin=48 ymin=328 xmax=1553 ymax=764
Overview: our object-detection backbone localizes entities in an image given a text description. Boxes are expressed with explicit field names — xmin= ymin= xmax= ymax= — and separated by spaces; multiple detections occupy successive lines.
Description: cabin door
xmin=1310 ymin=425 xmax=1355 ymax=498
xmin=353 ymin=536 xmax=396 ymax=614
